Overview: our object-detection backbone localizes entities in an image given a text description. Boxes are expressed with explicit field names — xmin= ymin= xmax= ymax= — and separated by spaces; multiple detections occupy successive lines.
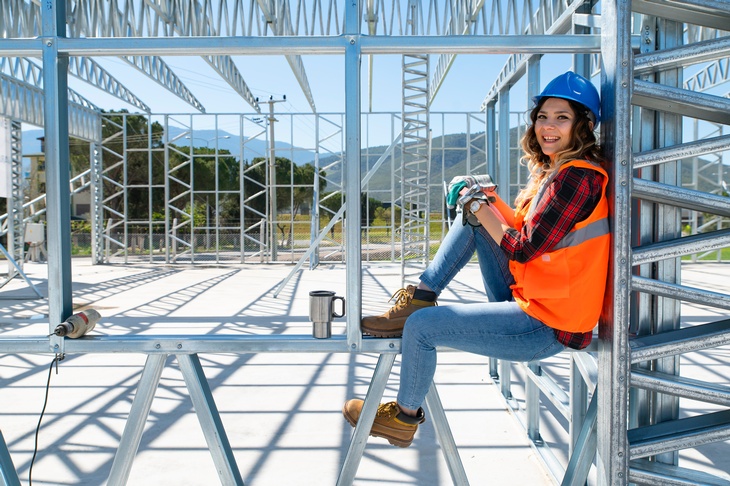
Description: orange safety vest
xmin=508 ymin=160 xmax=610 ymax=333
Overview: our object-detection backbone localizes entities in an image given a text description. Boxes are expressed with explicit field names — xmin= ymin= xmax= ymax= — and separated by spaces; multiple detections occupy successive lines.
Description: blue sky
xmin=59 ymin=51 xmax=579 ymax=151
xmin=72 ymin=52 xmax=575 ymax=119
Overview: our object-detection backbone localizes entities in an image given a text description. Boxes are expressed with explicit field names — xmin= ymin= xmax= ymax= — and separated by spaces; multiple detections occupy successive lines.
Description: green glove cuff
xmin=446 ymin=181 xmax=467 ymax=208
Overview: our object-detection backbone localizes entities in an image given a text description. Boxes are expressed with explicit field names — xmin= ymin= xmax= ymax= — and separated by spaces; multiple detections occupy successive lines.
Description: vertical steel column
xmin=486 ymin=101 xmax=497 ymax=180
xmin=309 ymin=115 xmax=321 ymax=269
xmin=0 ymin=119 xmax=10 ymax=271
xmin=164 ymin=116 xmax=172 ymax=264
xmin=630 ymin=16 xmax=654 ymax=434
xmin=498 ymin=88 xmax=510 ymax=202
xmin=91 ymin=136 xmax=104 ymax=264
xmin=344 ymin=0 xmax=362 ymax=352
xmin=9 ymin=121 xmax=23 ymax=268
xmin=569 ymin=23 xmax=592 ymax=464
xmin=526 ymin=361 xmax=542 ymax=443
xmin=239 ymin=115 xmax=245 ymax=264
xmin=400 ymin=0 xmax=431 ymax=283
xmin=484 ymin=93 xmax=497 ymax=384
xmin=526 ymin=59 xmax=540 ymax=106
xmin=148 ymin=117 xmax=156 ymax=264
xmin=650 ymin=18 xmax=683 ymax=468
xmin=572 ymin=0 xmax=592 ymax=80
xmin=485 ymin=100 xmax=498 ymax=383
xmin=499 ymin=360 xmax=512 ymax=400
xmin=523 ymin=67 xmax=542 ymax=440
xmin=597 ymin=0 xmax=633 ymax=483
xmin=122 ymin=118 xmax=129 ymax=264
xmin=267 ymin=101 xmax=278 ymax=262
xmin=41 ymin=0 xmax=73 ymax=333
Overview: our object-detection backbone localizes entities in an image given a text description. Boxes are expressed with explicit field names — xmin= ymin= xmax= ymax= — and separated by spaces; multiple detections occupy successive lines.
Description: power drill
xmin=53 ymin=309 xmax=101 ymax=338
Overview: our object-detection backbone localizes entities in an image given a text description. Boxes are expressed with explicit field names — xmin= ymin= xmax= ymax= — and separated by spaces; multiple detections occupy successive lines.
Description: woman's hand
xmin=470 ymin=201 xmax=510 ymax=245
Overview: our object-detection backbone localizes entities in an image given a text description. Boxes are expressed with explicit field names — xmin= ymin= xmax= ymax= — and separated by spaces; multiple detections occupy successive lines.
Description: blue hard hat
xmin=533 ymin=71 xmax=601 ymax=125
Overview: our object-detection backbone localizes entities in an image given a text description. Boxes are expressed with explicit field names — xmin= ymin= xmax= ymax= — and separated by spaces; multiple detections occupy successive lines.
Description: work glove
xmin=445 ymin=175 xmax=497 ymax=209
xmin=461 ymin=192 xmax=493 ymax=227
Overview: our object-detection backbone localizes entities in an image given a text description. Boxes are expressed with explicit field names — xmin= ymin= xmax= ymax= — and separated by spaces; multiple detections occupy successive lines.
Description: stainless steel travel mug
xmin=309 ymin=290 xmax=345 ymax=338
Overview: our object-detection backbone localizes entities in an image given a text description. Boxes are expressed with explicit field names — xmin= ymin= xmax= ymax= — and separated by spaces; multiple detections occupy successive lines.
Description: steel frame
xmin=400 ymin=31 xmax=432 ymax=283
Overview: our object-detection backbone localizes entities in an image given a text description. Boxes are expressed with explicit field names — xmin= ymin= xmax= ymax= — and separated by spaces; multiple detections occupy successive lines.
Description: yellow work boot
xmin=342 ymin=399 xmax=425 ymax=448
xmin=361 ymin=285 xmax=436 ymax=338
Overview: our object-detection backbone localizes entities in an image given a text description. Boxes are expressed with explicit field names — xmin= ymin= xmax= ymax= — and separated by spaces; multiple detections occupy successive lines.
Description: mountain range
xmin=21 ymin=128 xmax=318 ymax=166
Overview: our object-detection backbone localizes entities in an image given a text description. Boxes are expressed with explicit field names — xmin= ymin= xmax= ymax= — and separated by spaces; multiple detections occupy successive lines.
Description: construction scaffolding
xmin=0 ymin=0 xmax=729 ymax=485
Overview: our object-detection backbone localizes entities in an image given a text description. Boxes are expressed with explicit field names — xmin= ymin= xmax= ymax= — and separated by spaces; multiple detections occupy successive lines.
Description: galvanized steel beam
xmin=632 ymin=79 xmax=730 ymax=126
xmin=256 ymin=0 xmax=316 ymax=112
xmin=631 ymin=370 xmax=730 ymax=408
xmin=0 ymin=334 xmax=404 ymax=354
xmin=36 ymin=34 xmax=601 ymax=57
xmin=628 ymin=409 xmax=730 ymax=460
xmin=632 ymin=178 xmax=730 ymax=216
xmin=0 ymin=73 xmax=100 ymax=139
xmin=632 ymin=229 xmax=730 ymax=265
xmin=630 ymin=458 xmax=730 ymax=486
xmin=630 ymin=319 xmax=730 ymax=363
xmin=633 ymin=134 xmax=730 ymax=169
xmin=596 ymin=0 xmax=633 ymax=482
xmin=343 ymin=0 xmax=362 ymax=352
xmin=632 ymin=0 xmax=730 ymax=31
xmin=633 ymin=36 xmax=730 ymax=76
xmin=429 ymin=0 xmax=485 ymax=104
xmin=632 ymin=275 xmax=730 ymax=311
xmin=69 ymin=57 xmax=151 ymax=112
xmin=480 ymin=0 xmax=582 ymax=108
xmin=42 ymin=0 xmax=74 ymax=342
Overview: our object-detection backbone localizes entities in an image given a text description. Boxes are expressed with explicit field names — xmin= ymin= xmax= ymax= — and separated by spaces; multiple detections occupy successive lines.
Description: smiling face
xmin=535 ymin=98 xmax=577 ymax=162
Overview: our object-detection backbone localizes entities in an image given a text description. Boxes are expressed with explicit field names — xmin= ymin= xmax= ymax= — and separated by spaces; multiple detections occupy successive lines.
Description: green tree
xmin=242 ymin=157 xmax=326 ymax=244
xmin=99 ymin=111 xmax=166 ymax=220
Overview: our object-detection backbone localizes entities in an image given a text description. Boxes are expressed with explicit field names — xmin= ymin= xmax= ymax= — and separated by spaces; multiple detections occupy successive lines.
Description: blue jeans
xmin=397 ymin=221 xmax=565 ymax=411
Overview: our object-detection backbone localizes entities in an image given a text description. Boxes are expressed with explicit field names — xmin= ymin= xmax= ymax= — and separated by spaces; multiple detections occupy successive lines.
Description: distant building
xmin=24 ymin=136 xmax=90 ymax=221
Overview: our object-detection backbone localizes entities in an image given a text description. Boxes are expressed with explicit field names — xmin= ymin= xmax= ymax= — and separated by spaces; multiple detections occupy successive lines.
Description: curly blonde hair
xmin=514 ymin=98 xmax=606 ymax=209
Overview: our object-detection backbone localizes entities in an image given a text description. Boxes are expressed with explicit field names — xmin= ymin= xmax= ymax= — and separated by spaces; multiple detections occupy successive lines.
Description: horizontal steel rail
xmin=631 ymin=369 xmax=730 ymax=407
xmin=632 ymin=134 xmax=730 ymax=169
xmin=630 ymin=319 xmax=730 ymax=364
xmin=632 ymin=275 xmax=730 ymax=311
xmin=632 ymin=178 xmax=730 ymax=216
xmin=634 ymin=36 xmax=730 ymax=74
xmin=632 ymin=229 xmax=730 ymax=266
xmin=629 ymin=458 xmax=730 ymax=486
xmin=632 ymin=0 xmax=730 ymax=31
xmin=628 ymin=409 xmax=730 ymax=460
xmin=0 ymin=334 xmax=406 ymax=355
xmin=0 ymin=35 xmax=603 ymax=57
xmin=632 ymin=79 xmax=730 ymax=126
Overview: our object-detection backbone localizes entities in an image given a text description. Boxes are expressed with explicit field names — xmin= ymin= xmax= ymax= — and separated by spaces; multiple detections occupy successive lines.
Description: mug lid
xmin=309 ymin=290 xmax=336 ymax=296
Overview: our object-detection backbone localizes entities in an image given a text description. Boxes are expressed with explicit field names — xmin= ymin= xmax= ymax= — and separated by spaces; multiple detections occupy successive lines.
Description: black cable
xmin=29 ymin=354 xmax=64 ymax=486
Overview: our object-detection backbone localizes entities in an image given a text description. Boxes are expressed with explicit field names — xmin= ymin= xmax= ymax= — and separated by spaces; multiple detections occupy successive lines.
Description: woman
xmin=343 ymin=71 xmax=610 ymax=448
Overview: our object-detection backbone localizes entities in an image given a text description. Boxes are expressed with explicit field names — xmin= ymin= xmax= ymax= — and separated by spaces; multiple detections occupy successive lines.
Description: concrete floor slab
xmin=0 ymin=260 xmax=728 ymax=485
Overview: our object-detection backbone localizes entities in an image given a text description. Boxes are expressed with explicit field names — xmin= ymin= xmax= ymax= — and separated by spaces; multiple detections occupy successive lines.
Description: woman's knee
xmin=402 ymin=308 xmax=438 ymax=343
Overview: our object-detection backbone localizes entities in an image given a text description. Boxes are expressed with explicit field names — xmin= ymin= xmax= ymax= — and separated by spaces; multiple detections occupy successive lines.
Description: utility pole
xmin=260 ymin=95 xmax=286 ymax=261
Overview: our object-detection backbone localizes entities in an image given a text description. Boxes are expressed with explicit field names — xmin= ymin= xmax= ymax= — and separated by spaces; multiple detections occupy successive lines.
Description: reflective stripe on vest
xmin=551 ymin=217 xmax=610 ymax=251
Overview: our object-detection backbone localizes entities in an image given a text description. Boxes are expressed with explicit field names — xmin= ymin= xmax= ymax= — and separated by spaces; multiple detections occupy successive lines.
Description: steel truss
xmin=399 ymin=0 xmax=432 ymax=284
xmin=91 ymin=112 xmax=488 ymax=266
xmin=0 ymin=0 xmax=729 ymax=485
